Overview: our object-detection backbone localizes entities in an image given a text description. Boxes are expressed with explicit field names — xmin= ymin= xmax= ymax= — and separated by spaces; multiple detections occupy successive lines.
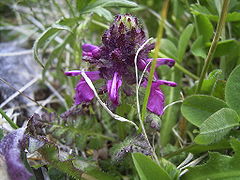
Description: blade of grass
xmin=141 ymin=0 xmax=170 ymax=121
xmin=0 ymin=108 xmax=19 ymax=129
xmin=195 ymin=0 xmax=230 ymax=93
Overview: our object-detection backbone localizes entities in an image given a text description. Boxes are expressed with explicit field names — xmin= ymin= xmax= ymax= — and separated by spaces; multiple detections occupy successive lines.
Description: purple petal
xmin=82 ymin=51 xmax=93 ymax=57
xmin=147 ymin=86 xmax=165 ymax=116
xmin=65 ymin=71 xmax=100 ymax=80
xmin=146 ymin=58 xmax=175 ymax=68
xmin=141 ymin=79 xmax=177 ymax=115
xmin=82 ymin=49 xmax=101 ymax=58
xmin=72 ymin=71 xmax=101 ymax=104
xmin=137 ymin=59 xmax=147 ymax=71
xmin=92 ymin=48 xmax=101 ymax=58
xmin=75 ymin=80 xmax=95 ymax=104
xmin=0 ymin=128 xmax=32 ymax=180
xmin=82 ymin=44 xmax=99 ymax=52
xmin=65 ymin=70 xmax=82 ymax=76
xmin=153 ymin=80 xmax=177 ymax=87
xmin=107 ymin=72 xmax=122 ymax=105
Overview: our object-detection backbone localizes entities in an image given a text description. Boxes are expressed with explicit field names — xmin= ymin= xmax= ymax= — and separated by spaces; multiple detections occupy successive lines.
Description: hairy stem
xmin=195 ymin=0 xmax=230 ymax=93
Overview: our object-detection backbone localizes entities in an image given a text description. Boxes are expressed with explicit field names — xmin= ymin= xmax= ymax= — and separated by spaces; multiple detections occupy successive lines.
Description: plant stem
xmin=158 ymin=52 xmax=199 ymax=80
xmin=175 ymin=62 xmax=199 ymax=80
xmin=195 ymin=0 xmax=230 ymax=93
xmin=0 ymin=108 xmax=19 ymax=129
xmin=141 ymin=0 xmax=170 ymax=121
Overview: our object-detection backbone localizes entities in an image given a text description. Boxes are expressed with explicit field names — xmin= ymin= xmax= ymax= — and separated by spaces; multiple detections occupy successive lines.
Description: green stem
xmin=195 ymin=0 xmax=229 ymax=93
xmin=141 ymin=0 xmax=169 ymax=121
xmin=175 ymin=62 xmax=199 ymax=80
xmin=158 ymin=52 xmax=199 ymax=80
xmin=91 ymin=20 xmax=109 ymax=29
xmin=0 ymin=108 xmax=19 ymax=129
xmin=138 ymin=0 xmax=170 ymax=164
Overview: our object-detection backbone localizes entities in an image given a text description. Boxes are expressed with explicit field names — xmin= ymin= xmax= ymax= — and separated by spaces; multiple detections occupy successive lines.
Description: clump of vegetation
xmin=1 ymin=0 xmax=240 ymax=179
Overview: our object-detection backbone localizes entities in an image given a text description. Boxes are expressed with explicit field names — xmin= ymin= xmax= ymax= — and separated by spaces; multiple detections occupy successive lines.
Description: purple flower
xmin=0 ymin=128 xmax=32 ymax=180
xmin=107 ymin=72 xmax=122 ymax=105
xmin=142 ymin=80 xmax=177 ymax=115
xmin=65 ymin=14 xmax=177 ymax=115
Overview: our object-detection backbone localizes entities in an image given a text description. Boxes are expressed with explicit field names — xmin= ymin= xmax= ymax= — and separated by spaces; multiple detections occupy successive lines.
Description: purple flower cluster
xmin=65 ymin=14 xmax=176 ymax=115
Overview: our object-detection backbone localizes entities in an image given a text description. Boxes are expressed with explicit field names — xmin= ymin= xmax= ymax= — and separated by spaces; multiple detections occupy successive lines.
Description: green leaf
xmin=211 ymin=79 xmax=226 ymax=100
xmin=181 ymin=95 xmax=228 ymax=127
xmin=81 ymin=0 xmax=138 ymax=14
xmin=226 ymin=12 xmax=240 ymax=21
xmin=91 ymin=7 xmax=113 ymax=21
xmin=161 ymin=70 xmax=182 ymax=146
xmin=177 ymin=24 xmax=194 ymax=62
xmin=225 ymin=64 xmax=240 ymax=115
xmin=132 ymin=153 xmax=171 ymax=180
xmin=183 ymin=138 xmax=240 ymax=180
xmin=200 ymin=69 xmax=223 ymax=95
xmin=40 ymin=146 xmax=102 ymax=180
xmin=195 ymin=108 xmax=239 ymax=145
xmin=160 ymin=39 xmax=178 ymax=60
xmin=213 ymin=39 xmax=239 ymax=57
xmin=191 ymin=36 xmax=206 ymax=58
xmin=160 ymin=158 xmax=180 ymax=180
xmin=196 ymin=14 xmax=213 ymax=42
xmin=191 ymin=4 xmax=240 ymax=22
xmin=33 ymin=18 xmax=76 ymax=68
xmin=186 ymin=139 xmax=230 ymax=154
xmin=85 ymin=169 xmax=117 ymax=180
xmin=42 ymin=33 xmax=72 ymax=79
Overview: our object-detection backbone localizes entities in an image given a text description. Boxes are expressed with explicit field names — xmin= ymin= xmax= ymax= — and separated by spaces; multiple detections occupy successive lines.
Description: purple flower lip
xmin=107 ymin=72 xmax=122 ymax=105
xmin=64 ymin=71 xmax=100 ymax=79
xmin=82 ymin=44 xmax=99 ymax=52
xmin=146 ymin=58 xmax=175 ymax=68
xmin=154 ymin=80 xmax=177 ymax=87
xmin=68 ymin=71 xmax=101 ymax=105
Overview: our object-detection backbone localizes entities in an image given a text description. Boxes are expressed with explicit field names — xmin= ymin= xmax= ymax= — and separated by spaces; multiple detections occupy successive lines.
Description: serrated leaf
xmin=225 ymin=64 xmax=240 ymax=115
xmin=183 ymin=138 xmax=240 ymax=180
xmin=132 ymin=153 xmax=171 ymax=180
xmin=177 ymin=24 xmax=194 ymax=62
xmin=194 ymin=108 xmax=239 ymax=145
xmin=181 ymin=95 xmax=228 ymax=127
xmin=40 ymin=146 xmax=83 ymax=179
